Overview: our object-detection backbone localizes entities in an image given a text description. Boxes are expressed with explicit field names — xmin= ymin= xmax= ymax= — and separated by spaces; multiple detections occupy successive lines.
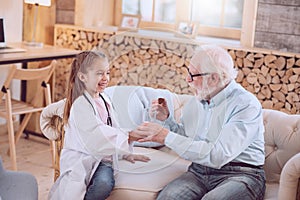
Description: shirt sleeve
xmin=163 ymin=113 xmax=186 ymax=136
xmin=165 ymin=102 xmax=264 ymax=169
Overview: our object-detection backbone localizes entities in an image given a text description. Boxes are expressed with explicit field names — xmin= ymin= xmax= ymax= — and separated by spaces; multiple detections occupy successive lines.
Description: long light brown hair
xmin=63 ymin=51 xmax=107 ymax=124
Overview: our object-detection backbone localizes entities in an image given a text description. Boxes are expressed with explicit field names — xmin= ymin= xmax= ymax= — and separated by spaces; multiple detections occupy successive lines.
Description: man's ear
xmin=209 ymin=73 xmax=220 ymax=86
xmin=77 ymin=72 xmax=86 ymax=83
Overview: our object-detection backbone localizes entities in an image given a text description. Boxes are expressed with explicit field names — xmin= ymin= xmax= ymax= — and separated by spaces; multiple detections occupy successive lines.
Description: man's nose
xmin=186 ymin=75 xmax=192 ymax=82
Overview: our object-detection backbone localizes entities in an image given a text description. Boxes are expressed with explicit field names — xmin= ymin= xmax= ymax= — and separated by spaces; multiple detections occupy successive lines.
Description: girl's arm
xmin=70 ymin=96 xmax=133 ymax=158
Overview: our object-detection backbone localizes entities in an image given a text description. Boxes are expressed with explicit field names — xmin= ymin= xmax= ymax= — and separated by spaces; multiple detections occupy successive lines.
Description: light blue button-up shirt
xmin=165 ymin=80 xmax=265 ymax=169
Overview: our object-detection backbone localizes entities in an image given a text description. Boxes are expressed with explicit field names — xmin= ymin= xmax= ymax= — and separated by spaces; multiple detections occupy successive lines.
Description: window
xmin=191 ymin=0 xmax=244 ymax=29
xmin=122 ymin=0 xmax=176 ymax=23
xmin=119 ymin=0 xmax=176 ymax=29
xmin=115 ymin=0 xmax=258 ymax=46
xmin=190 ymin=0 xmax=245 ymax=40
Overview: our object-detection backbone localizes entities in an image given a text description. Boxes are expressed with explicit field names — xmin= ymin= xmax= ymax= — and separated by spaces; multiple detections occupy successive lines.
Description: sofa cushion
xmin=107 ymin=147 xmax=191 ymax=200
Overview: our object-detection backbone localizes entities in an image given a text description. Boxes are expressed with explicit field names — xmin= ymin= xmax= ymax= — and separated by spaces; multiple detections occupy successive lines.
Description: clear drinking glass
xmin=143 ymin=107 xmax=157 ymax=122
xmin=143 ymin=98 xmax=166 ymax=124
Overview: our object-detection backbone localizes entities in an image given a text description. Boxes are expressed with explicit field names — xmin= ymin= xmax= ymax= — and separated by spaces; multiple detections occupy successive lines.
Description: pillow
xmin=105 ymin=86 xmax=175 ymax=148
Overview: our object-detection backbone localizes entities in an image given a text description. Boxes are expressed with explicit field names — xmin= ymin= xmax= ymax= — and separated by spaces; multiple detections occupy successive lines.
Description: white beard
xmin=196 ymin=88 xmax=211 ymax=100
xmin=189 ymin=79 xmax=212 ymax=100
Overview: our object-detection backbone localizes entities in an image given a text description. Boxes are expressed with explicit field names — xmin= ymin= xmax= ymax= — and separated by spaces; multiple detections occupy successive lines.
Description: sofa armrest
xmin=278 ymin=152 xmax=300 ymax=200
xmin=40 ymin=99 xmax=66 ymax=181
xmin=40 ymin=99 xmax=65 ymax=140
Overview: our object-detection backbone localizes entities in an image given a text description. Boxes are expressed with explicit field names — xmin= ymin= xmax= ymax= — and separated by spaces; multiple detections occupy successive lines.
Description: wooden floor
xmin=0 ymin=133 xmax=53 ymax=200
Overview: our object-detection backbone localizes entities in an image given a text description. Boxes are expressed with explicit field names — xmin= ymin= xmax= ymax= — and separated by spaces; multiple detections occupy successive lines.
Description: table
xmin=0 ymin=42 xmax=79 ymax=65
xmin=0 ymin=42 xmax=79 ymax=100
xmin=0 ymin=42 xmax=79 ymax=137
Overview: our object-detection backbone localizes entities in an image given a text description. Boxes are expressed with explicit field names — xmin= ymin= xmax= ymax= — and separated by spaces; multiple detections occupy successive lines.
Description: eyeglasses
xmin=186 ymin=68 xmax=210 ymax=81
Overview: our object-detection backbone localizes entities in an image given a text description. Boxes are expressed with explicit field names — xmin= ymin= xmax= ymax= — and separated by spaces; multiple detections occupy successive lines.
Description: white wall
xmin=0 ymin=0 xmax=23 ymax=125
xmin=75 ymin=0 xmax=114 ymax=27
xmin=0 ymin=0 xmax=23 ymax=42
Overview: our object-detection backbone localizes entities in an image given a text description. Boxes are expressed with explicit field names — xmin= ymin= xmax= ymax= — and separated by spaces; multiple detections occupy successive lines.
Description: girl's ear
xmin=77 ymin=72 xmax=86 ymax=83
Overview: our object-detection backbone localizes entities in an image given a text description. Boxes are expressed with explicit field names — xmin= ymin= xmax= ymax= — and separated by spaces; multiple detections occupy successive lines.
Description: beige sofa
xmin=40 ymin=86 xmax=300 ymax=200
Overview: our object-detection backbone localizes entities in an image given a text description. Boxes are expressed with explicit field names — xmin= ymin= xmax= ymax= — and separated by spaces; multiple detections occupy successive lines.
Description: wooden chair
xmin=0 ymin=60 xmax=56 ymax=170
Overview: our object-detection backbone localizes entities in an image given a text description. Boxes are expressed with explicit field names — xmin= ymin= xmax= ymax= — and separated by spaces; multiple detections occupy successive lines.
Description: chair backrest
xmin=0 ymin=60 xmax=56 ymax=105
xmin=0 ymin=65 xmax=16 ymax=100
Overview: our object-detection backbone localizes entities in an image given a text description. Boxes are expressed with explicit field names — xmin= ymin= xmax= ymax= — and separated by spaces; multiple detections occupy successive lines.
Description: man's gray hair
xmin=192 ymin=45 xmax=238 ymax=83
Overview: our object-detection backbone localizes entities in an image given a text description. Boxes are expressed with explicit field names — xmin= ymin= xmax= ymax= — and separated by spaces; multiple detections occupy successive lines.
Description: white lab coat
xmin=49 ymin=91 xmax=132 ymax=200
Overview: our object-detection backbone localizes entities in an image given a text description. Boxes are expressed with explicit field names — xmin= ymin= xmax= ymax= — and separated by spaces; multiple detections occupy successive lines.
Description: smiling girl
xmin=49 ymin=51 xmax=149 ymax=200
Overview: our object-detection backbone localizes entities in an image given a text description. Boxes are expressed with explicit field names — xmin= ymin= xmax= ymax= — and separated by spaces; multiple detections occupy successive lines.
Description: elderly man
xmin=133 ymin=45 xmax=266 ymax=200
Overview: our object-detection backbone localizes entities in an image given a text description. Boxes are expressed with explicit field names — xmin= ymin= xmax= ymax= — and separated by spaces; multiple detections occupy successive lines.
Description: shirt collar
xmin=208 ymin=80 xmax=237 ymax=106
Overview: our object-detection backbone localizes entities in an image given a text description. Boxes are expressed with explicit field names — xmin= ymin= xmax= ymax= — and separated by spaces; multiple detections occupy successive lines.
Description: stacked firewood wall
xmin=54 ymin=26 xmax=115 ymax=101
xmin=230 ymin=50 xmax=300 ymax=114
xmin=105 ymin=34 xmax=195 ymax=95
xmin=54 ymin=25 xmax=300 ymax=114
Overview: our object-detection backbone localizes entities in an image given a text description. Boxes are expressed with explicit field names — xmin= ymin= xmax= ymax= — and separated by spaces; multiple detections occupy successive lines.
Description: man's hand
xmin=150 ymin=98 xmax=169 ymax=121
xmin=122 ymin=154 xmax=151 ymax=163
xmin=128 ymin=130 xmax=144 ymax=143
xmin=128 ymin=124 xmax=155 ymax=143
xmin=131 ymin=122 xmax=169 ymax=144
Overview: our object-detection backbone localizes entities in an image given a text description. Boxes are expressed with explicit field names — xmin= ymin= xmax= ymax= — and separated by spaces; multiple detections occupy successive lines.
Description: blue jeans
xmin=157 ymin=162 xmax=266 ymax=200
xmin=84 ymin=161 xmax=115 ymax=200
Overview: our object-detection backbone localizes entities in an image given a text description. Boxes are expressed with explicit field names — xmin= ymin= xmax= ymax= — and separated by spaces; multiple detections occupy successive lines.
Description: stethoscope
xmin=83 ymin=92 xmax=112 ymax=127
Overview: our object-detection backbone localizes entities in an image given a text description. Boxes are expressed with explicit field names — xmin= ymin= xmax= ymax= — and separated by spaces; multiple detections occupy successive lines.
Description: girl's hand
xmin=122 ymin=154 xmax=150 ymax=163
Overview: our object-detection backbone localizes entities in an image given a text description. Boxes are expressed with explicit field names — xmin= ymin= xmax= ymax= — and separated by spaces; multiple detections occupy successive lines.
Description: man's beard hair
xmin=197 ymin=84 xmax=215 ymax=101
